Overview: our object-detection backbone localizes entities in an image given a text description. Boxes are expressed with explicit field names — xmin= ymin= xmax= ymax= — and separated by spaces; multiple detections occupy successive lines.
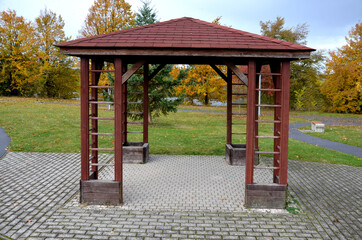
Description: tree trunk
xmin=205 ymin=92 xmax=209 ymax=105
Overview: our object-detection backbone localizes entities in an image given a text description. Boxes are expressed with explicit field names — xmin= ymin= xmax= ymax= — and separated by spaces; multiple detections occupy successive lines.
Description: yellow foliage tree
xmin=79 ymin=0 xmax=136 ymax=37
xmin=172 ymin=65 xmax=226 ymax=105
xmin=321 ymin=22 xmax=362 ymax=113
xmin=0 ymin=10 xmax=38 ymax=96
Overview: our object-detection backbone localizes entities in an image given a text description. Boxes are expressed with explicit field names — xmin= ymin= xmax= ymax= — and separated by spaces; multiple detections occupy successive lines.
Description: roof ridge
xmin=186 ymin=17 xmax=310 ymax=50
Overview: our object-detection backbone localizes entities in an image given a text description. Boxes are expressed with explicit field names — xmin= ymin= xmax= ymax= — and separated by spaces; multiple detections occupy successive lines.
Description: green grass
xmin=0 ymin=97 xmax=360 ymax=167
xmin=299 ymin=125 xmax=361 ymax=147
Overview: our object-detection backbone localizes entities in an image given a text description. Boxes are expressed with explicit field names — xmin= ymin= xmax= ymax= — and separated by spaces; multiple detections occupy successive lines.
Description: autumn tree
xmin=79 ymin=0 xmax=136 ymax=37
xmin=0 ymin=10 xmax=38 ymax=96
xmin=34 ymin=9 xmax=78 ymax=98
xmin=321 ymin=23 xmax=361 ymax=113
xmin=172 ymin=65 xmax=226 ymax=105
xmin=260 ymin=17 xmax=325 ymax=110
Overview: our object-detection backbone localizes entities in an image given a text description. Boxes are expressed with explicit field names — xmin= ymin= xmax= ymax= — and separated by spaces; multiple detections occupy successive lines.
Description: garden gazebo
xmin=57 ymin=17 xmax=314 ymax=208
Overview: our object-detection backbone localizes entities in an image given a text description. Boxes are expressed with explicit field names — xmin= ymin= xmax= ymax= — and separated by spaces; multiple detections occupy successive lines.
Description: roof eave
xmin=58 ymin=47 xmax=314 ymax=60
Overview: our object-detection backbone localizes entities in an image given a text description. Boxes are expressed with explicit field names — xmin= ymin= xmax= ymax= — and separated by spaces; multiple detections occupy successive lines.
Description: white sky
xmin=1 ymin=0 xmax=361 ymax=52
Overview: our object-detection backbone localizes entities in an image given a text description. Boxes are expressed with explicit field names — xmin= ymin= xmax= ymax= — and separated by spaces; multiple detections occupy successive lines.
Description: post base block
xmin=225 ymin=144 xmax=259 ymax=166
xmin=80 ymin=180 xmax=121 ymax=205
xmin=123 ymin=142 xmax=149 ymax=164
xmin=245 ymin=184 xmax=287 ymax=209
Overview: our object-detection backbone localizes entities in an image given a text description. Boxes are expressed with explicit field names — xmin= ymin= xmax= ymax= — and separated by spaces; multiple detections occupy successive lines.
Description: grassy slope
xmin=0 ymin=98 xmax=360 ymax=167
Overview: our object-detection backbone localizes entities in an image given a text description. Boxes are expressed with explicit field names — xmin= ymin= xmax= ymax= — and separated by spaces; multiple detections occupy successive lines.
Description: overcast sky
xmin=1 ymin=0 xmax=361 ymax=52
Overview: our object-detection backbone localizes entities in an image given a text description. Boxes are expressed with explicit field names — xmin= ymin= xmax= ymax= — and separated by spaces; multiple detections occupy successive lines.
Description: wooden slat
xmin=89 ymin=101 xmax=114 ymax=104
xmin=255 ymin=104 xmax=281 ymax=108
xmin=232 ymin=123 xmax=246 ymax=125
xmin=89 ymin=133 xmax=114 ymax=136
xmin=254 ymin=166 xmax=280 ymax=169
xmin=89 ymin=85 xmax=114 ymax=89
xmin=128 ymin=102 xmax=143 ymax=104
xmin=129 ymin=112 xmax=143 ymax=114
xmin=89 ymin=148 xmax=114 ymax=151
xmin=90 ymin=163 xmax=114 ymax=166
xmin=256 ymin=72 xmax=281 ymax=76
xmin=256 ymin=88 xmax=281 ymax=92
xmin=89 ymin=69 xmax=115 ymax=73
xmin=255 ymin=151 xmax=280 ymax=154
xmin=232 ymin=112 xmax=247 ymax=115
xmin=256 ymin=136 xmax=280 ymax=139
xmin=89 ymin=117 xmax=114 ymax=120
xmin=231 ymin=83 xmax=245 ymax=85
xmin=255 ymin=120 xmax=281 ymax=123
xmin=232 ymin=93 xmax=247 ymax=95
xmin=224 ymin=60 xmax=248 ymax=86
xmin=122 ymin=59 xmax=146 ymax=83
xmin=232 ymin=133 xmax=247 ymax=135
xmin=232 ymin=103 xmax=247 ymax=105
xmin=129 ymin=92 xmax=143 ymax=95
xmin=127 ymin=131 xmax=143 ymax=134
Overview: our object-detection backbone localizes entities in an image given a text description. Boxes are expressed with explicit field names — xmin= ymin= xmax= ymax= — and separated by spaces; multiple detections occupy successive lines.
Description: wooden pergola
xmin=57 ymin=17 xmax=314 ymax=208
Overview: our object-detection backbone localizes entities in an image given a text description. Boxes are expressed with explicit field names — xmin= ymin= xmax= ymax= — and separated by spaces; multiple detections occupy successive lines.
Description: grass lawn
xmin=0 ymin=97 xmax=360 ymax=167
xmin=299 ymin=125 xmax=361 ymax=147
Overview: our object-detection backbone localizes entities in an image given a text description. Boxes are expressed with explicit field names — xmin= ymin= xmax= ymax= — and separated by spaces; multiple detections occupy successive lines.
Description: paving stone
xmin=1 ymin=153 xmax=361 ymax=240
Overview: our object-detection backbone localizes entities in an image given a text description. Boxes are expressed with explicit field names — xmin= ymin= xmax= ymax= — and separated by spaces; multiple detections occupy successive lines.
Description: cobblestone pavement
xmin=0 ymin=152 xmax=361 ymax=240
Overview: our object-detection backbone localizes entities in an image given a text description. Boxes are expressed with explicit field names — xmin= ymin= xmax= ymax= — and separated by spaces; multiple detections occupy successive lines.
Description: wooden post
xmin=80 ymin=57 xmax=90 ymax=181
xmin=143 ymin=64 xmax=149 ymax=143
xmin=271 ymin=62 xmax=281 ymax=183
xmin=226 ymin=67 xmax=232 ymax=145
xmin=114 ymin=57 xmax=123 ymax=203
xmin=245 ymin=60 xmax=256 ymax=188
xmin=279 ymin=61 xmax=290 ymax=185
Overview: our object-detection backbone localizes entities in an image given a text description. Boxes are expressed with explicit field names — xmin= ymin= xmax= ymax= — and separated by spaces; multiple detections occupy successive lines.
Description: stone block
xmin=123 ymin=142 xmax=149 ymax=164
xmin=245 ymin=184 xmax=287 ymax=209
xmin=225 ymin=144 xmax=259 ymax=166
xmin=80 ymin=180 xmax=121 ymax=205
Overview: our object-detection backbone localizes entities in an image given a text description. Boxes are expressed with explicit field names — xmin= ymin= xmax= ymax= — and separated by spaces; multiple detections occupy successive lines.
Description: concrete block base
xmin=225 ymin=144 xmax=259 ymax=166
xmin=245 ymin=184 xmax=287 ymax=209
xmin=123 ymin=142 xmax=149 ymax=164
xmin=80 ymin=180 xmax=121 ymax=205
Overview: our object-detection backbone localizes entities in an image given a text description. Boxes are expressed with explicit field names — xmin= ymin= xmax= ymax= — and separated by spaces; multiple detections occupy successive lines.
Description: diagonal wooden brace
xmin=149 ymin=64 xmax=166 ymax=79
xmin=122 ymin=60 xmax=146 ymax=83
xmin=210 ymin=64 xmax=228 ymax=82
xmin=224 ymin=60 xmax=248 ymax=86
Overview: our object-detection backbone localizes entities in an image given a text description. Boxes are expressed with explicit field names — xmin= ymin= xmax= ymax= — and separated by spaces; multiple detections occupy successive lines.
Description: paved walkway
xmin=0 ymin=152 xmax=361 ymax=240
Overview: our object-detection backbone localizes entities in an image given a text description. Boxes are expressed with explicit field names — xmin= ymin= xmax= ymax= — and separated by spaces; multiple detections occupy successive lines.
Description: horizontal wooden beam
xmin=149 ymin=64 xmax=166 ymax=79
xmin=122 ymin=60 xmax=146 ymax=83
xmin=224 ymin=61 xmax=248 ymax=86
xmin=210 ymin=64 xmax=228 ymax=82
xmin=59 ymin=48 xmax=313 ymax=61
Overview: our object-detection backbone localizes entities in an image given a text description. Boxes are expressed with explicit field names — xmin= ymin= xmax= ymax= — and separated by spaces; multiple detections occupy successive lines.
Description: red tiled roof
xmin=57 ymin=17 xmax=313 ymax=51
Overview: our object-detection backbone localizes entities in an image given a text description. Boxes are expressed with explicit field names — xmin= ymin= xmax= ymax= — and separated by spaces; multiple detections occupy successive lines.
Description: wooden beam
xmin=210 ymin=64 xmax=228 ymax=82
xmin=143 ymin=64 xmax=149 ymax=143
xmin=80 ymin=57 xmax=90 ymax=181
xmin=122 ymin=59 xmax=146 ymax=83
xmin=224 ymin=61 xmax=248 ymax=86
xmin=245 ymin=60 xmax=256 ymax=190
xmin=149 ymin=64 xmax=166 ymax=79
xmin=226 ymin=67 xmax=232 ymax=144
xmin=279 ymin=61 xmax=290 ymax=185
xmin=114 ymin=57 xmax=123 ymax=203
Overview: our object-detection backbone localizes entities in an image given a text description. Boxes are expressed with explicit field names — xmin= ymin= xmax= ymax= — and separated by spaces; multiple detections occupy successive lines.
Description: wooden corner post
xmin=245 ymin=60 xmax=256 ymax=191
xmin=80 ymin=57 xmax=90 ymax=181
xmin=143 ymin=64 xmax=149 ymax=143
xmin=114 ymin=57 xmax=124 ymax=203
xmin=279 ymin=61 xmax=290 ymax=185
xmin=226 ymin=67 xmax=232 ymax=145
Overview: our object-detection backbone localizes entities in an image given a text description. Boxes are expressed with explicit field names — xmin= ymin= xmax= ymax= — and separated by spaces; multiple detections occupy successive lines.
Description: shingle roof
xmin=57 ymin=17 xmax=313 ymax=51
